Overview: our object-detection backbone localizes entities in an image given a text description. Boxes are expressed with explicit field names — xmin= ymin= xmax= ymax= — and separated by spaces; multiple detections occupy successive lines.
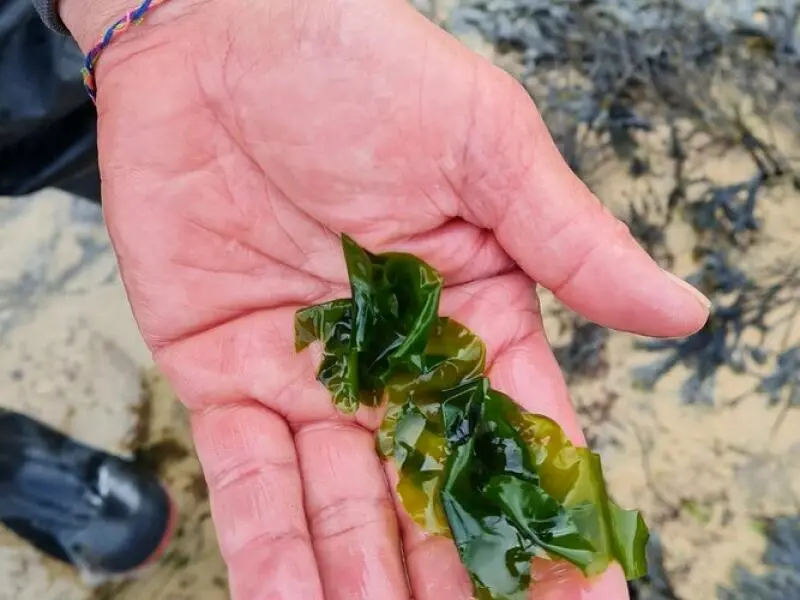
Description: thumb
xmin=458 ymin=66 xmax=709 ymax=337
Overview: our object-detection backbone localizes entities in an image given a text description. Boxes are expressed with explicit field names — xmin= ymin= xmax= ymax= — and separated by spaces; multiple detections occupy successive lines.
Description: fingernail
xmin=532 ymin=559 xmax=629 ymax=600
xmin=662 ymin=268 xmax=712 ymax=310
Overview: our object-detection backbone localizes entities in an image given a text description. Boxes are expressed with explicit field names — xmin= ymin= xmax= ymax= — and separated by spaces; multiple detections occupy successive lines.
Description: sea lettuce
xmin=295 ymin=234 xmax=648 ymax=598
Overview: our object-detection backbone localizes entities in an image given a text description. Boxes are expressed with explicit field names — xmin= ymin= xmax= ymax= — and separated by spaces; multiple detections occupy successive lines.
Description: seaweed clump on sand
xmin=627 ymin=505 xmax=800 ymax=599
xmin=295 ymin=235 xmax=649 ymax=599
xmin=449 ymin=0 xmax=800 ymax=179
xmin=758 ymin=346 xmax=800 ymax=406
xmin=632 ymin=251 xmax=800 ymax=404
xmin=552 ymin=312 xmax=611 ymax=383
xmin=718 ymin=516 xmax=800 ymax=599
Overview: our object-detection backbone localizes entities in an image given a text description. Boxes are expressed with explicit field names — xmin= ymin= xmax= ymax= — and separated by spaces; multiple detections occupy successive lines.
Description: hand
xmin=59 ymin=0 xmax=709 ymax=597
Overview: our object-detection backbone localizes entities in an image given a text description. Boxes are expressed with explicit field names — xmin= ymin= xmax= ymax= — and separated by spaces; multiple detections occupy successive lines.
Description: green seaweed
xmin=295 ymin=234 xmax=648 ymax=598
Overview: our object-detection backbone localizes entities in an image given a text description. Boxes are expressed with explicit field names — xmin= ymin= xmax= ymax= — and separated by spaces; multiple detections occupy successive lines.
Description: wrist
xmin=57 ymin=0 xmax=205 ymax=52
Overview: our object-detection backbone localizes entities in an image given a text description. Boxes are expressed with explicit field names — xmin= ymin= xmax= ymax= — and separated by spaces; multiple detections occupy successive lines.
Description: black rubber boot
xmin=0 ymin=409 xmax=176 ymax=576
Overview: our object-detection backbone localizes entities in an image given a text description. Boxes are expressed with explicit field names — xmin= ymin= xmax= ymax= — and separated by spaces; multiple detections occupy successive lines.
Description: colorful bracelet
xmin=81 ymin=0 xmax=171 ymax=102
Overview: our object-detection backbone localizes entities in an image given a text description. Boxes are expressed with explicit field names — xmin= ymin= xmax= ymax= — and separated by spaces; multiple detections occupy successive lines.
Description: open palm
xmin=63 ymin=0 xmax=709 ymax=597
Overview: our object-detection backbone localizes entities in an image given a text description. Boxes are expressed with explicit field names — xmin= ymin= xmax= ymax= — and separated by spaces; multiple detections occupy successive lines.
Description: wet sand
xmin=0 ymin=194 xmax=227 ymax=600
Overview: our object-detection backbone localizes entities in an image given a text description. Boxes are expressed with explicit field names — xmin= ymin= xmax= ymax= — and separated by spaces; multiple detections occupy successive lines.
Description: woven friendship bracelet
xmin=81 ymin=0 xmax=171 ymax=101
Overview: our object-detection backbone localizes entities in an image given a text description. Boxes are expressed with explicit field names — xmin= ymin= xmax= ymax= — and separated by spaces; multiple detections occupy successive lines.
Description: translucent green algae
xmin=295 ymin=234 xmax=649 ymax=599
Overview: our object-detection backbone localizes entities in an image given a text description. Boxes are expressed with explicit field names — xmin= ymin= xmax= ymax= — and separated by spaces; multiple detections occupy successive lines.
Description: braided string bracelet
xmin=81 ymin=0 xmax=171 ymax=101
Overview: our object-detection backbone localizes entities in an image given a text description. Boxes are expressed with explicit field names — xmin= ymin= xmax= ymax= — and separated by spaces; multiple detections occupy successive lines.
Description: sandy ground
xmin=0 ymin=193 xmax=228 ymax=600
xmin=2 ymin=6 xmax=800 ymax=600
